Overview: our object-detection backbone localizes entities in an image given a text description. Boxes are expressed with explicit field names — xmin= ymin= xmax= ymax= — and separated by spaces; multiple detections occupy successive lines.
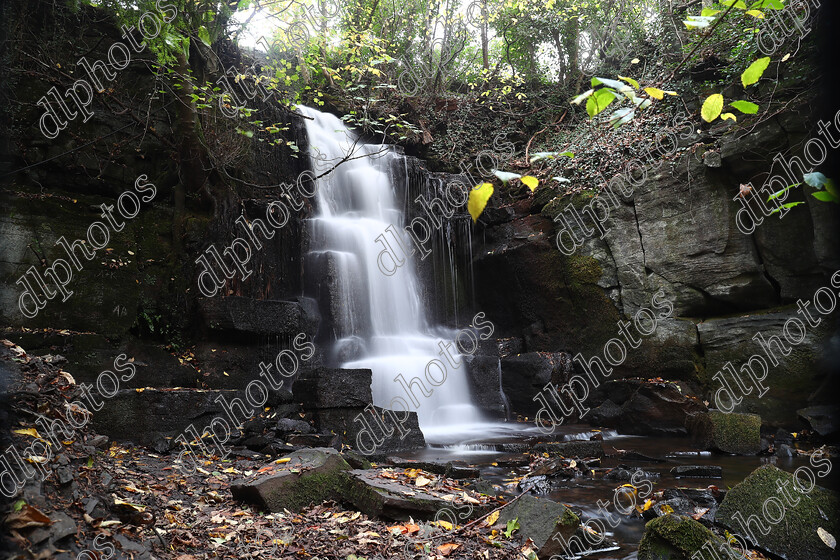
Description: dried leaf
xmin=6 ymin=505 xmax=53 ymax=529
xmin=437 ymin=543 xmax=461 ymax=556
xmin=818 ymin=527 xmax=836 ymax=550
xmin=12 ymin=428 xmax=40 ymax=438
xmin=485 ymin=510 xmax=500 ymax=526
xmin=415 ymin=475 xmax=432 ymax=487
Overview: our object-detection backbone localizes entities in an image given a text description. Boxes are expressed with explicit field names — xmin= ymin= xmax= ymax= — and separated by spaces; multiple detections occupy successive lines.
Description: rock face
xmin=230 ymin=448 xmax=351 ymax=512
xmin=638 ymin=514 xmax=739 ymax=560
xmin=497 ymin=494 xmax=580 ymax=559
xmin=688 ymin=410 xmax=762 ymax=455
xmin=472 ymin=113 xmax=838 ymax=423
xmin=715 ymin=464 xmax=840 ymax=560
xmin=500 ymin=352 xmax=574 ymax=417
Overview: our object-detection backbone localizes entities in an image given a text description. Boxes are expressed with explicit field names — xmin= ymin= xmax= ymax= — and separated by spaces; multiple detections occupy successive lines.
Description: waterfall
xmin=299 ymin=106 xmax=482 ymax=438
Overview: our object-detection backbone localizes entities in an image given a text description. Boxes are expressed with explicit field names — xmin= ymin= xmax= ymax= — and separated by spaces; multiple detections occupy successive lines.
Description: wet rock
xmin=688 ymin=410 xmax=761 ymax=455
xmin=661 ymin=487 xmax=720 ymax=523
xmin=671 ymin=465 xmax=722 ymax=478
xmin=797 ymin=405 xmax=840 ymax=438
xmin=604 ymin=466 xmax=659 ymax=482
xmin=775 ymin=443 xmax=795 ymax=457
xmin=497 ymin=494 xmax=580 ymax=558
xmin=463 ymin=354 xmax=508 ymax=419
xmin=533 ymin=441 xmax=604 ymax=458
xmin=590 ymin=379 xmax=707 ymax=437
xmin=230 ymin=448 xmax=351 ymax=512
xmin=775 ymin=428 xmax=794 ymax=446
xmin=275 ymin=418 xmax=312 ymax=436
xmin=715 ymin=464 xmax=840 ymax=560
xmin=638 ymin=514 xmax=739 ymax=560
xmin=500 ymin=352 xmax=574 ymax=416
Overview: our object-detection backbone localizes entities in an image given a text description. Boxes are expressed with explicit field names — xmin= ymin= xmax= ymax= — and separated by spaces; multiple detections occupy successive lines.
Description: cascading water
xmin=299 ymin=106 xmax=482 ymax=440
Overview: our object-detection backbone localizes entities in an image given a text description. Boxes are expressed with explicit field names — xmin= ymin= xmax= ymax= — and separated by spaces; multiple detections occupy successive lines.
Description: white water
xmin=299 ymin=106 xmax=482 ymax=437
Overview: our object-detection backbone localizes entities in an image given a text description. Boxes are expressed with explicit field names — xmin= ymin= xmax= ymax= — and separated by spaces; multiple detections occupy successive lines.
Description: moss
xmin=708 ymin=411 xmax=760 ymax=455
xmin=638 ymin=514 xmax=737 ymax=560
xmin=566 ymin=254 xmax=602 ymax=286
xmin=558 ymin=507 xmax=580 ymax=528
xmin=716 ymin=465 xmax=840 ymax=560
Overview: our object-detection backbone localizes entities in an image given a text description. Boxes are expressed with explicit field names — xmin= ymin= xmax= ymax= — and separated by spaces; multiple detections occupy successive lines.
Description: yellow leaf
xmin=468 ymin=183 xmax=494 ymax=223
xmin=721 ymin=113 xmax=737 ymax=122
xmin=275 ymin=457 xmax=291 ymax=464
xmin=701 ymin=94 xmax=724 ymax=122
xmin=485 ymin=510 xmax=500 ymax=526
xmin=642 ymin=499 xmax=654 ymax=511
xmin=782 ymin=53 xmax=791 ymax=62
xmin=434 ymin=520 xmax=454 ymax=530
xmin=644 ymin=87 xmax=664 ymax=100
xmin=745 ymin=9 xmax=764 ymax=18
xmin=631 ymin=58 xmax=640 ymax=64
xmin=659 ymin=504 xmax=675 ymax=514
xmin=13 ymin=428 xmax=41 ymax=438
xmin=521 ymin=176 xmax=539 ymax=192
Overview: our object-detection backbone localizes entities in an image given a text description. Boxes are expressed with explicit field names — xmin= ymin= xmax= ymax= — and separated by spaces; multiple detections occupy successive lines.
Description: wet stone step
xmin=671 ymin=465 xmax=723 ymax=478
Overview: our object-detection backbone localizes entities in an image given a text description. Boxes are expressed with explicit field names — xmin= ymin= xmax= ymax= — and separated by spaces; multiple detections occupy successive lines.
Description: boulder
xmin=715 ymin=464 xmax=840 ymax=560
xmin=497 ymin=494 xmax=581 ymax=558
xmin=230 ymin=448 xmax=351 ymax=512
xmin=688 ymin=410 xmax=762 ymax=455
xmin=638 ymin=514 xmax=739 ymax=560
xmin=590 ymin=379 xmax=707 ymax=436
xmin=797 ymin=405 xmax=840 ymax=438
xmin=275 ymin=418 xmax=312 ymax=436
xmin=312 ymin=406 xmax=426 ymax=455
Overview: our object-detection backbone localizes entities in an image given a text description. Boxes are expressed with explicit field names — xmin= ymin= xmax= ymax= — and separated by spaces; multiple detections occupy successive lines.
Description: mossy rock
xmin=498 ymin=494 xmax=580 ymax=558
xmin=230 ymin=448 xmax=351 ymax=512
xmin=689 ymin=410 xmax=761 ymax=455
xmin=638 ymin=514 xmax=740 ymax=560
xmin=715 ymin=464 xmax=840 ymax=560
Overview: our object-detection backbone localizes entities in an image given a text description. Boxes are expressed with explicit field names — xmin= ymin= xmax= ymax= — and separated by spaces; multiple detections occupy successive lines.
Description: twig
xmin=456 ymin=489 xmax=529 ymax=533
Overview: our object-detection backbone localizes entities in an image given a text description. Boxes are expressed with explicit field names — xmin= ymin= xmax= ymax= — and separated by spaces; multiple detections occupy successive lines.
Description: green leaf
xmin=684 ymin=15 xmax=716 ymax=29
xmin=812 ymin=191 xmax=840 ymax=203
xmin=767 ymin=182 xmax=800 ymax=201
xmin=592 ymin=77 xmax=633 ymax=93
xmin=721 ymin=0 xmax=748 ymax=7
xmin=197 ymin=26 xmax=211 ymax=47
xmin=504 ymin=518 xmax=520 ymax=538
xmin=701 ymin=8 xmax=721 ymax=16
xmin=741 ymin=57 xmax=771 ymax=87
xmin=586 ymin=88 xmax=617 ymax=117
xmin=12 ymin=499 xmax=26 ymax=512
xmin=769 ymin=201 xmax=804 ymax=214
xmin=701 ymin=94 xmax=724 ymax=122
xmin=468 ymin=183 xmax=494 ymax=223
xmin=730 ymin=100 xmax=760 ymax=114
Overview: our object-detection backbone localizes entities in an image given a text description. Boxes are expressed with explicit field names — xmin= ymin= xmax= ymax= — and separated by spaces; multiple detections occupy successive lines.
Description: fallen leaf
xmin=415 ymin=475 xmax=432 ymax=487
xmin=818 ymin=527 xmax=836 ymax=549
xmin=437 ymin=543 xmax=461 ymax=556
xmin=485 ymin=510 xmax=500 ymax=526
xmin=12 ymin=428 xmax=40 ymax=438
xmin=6 ymin=505 xmax=53 ymax=529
